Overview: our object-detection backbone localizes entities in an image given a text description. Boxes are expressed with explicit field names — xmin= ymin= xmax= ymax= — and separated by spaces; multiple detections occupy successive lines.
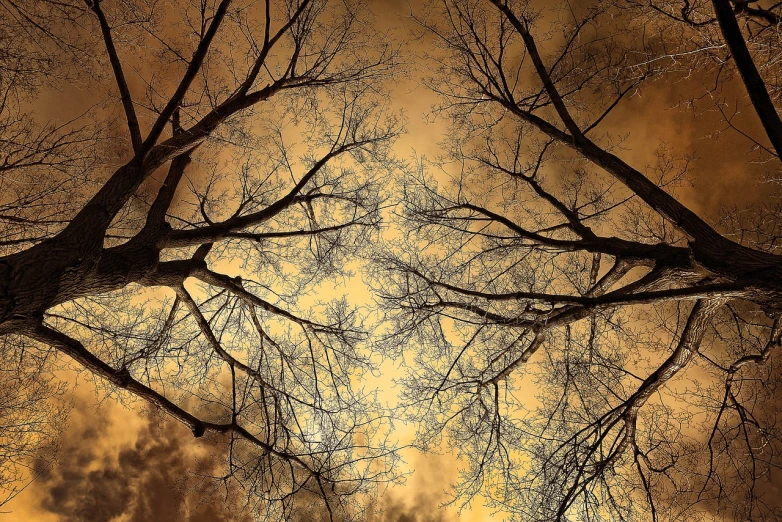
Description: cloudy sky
xmin=3 ymin=0 xmax=781 ymax=521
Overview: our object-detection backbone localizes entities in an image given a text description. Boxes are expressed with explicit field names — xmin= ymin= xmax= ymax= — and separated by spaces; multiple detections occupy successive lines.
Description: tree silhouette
xmin=379 ymin=1 xmax=782 ymax=520
xmin=0 ymin=0 xmax=400 ymax=519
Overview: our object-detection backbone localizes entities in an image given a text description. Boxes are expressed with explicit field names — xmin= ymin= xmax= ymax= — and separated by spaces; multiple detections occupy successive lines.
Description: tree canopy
xmin=378 ymin=0 xmax=782 ymax=520
xmin=3 ymin=0 xmax=782 ymax=521
xmin=0 ymin=0 xmax=401 ymax=519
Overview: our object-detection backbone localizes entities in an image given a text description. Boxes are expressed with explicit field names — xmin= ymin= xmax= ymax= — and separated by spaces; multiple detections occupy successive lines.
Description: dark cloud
xmin=29 ymin=399 xmax=250 ymax=522
xmin=20 ymin=393 xmax=464 ymax=522
xmin=372 ymin=492 xmax=456 ymax=522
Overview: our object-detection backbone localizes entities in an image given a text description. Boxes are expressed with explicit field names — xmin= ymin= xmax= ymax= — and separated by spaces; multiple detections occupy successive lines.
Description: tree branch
xmin=87 ymin=0 xmax=142 ymax=153
xmin=26 ymin=322 xmax=328 ymax=487
xmin=712 ymin=0 xmax=782 ymax=158
xmin=140 ymin=0 xmax=232 ymax=153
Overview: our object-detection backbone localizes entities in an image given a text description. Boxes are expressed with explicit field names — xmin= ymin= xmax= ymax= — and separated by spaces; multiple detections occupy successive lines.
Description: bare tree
xmin=378 ymin=1 xmax=782 ymax=520
xmin=0 ymin=0 xmax=401 ymax=519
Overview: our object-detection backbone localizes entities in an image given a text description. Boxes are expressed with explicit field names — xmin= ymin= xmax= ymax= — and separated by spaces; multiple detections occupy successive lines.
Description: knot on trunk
xmin=115 ymin=366 xmax=132 ymax=388
xmin=192 ymin=423 xmax=206 ymax=438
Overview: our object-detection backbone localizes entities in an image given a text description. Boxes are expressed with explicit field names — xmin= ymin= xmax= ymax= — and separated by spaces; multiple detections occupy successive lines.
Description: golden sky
xmin=3 ymin=0 xmax=781 ymax=521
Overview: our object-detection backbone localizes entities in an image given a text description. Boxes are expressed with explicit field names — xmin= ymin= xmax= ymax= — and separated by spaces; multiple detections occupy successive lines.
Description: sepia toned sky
xmin=4 ymin=0 xmax=780 ymax=521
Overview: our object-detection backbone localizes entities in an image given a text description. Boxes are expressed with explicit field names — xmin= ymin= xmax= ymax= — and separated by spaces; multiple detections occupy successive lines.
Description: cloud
xmin=372 ymin=492 xmax=456 ymax=522
xmin=367 ymin=451 xmax=462 ymax=522
xmin=29 ymin=398 xmax=250 ymax=522
xmin=21 ymin=391 xmax=466 ymax=522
